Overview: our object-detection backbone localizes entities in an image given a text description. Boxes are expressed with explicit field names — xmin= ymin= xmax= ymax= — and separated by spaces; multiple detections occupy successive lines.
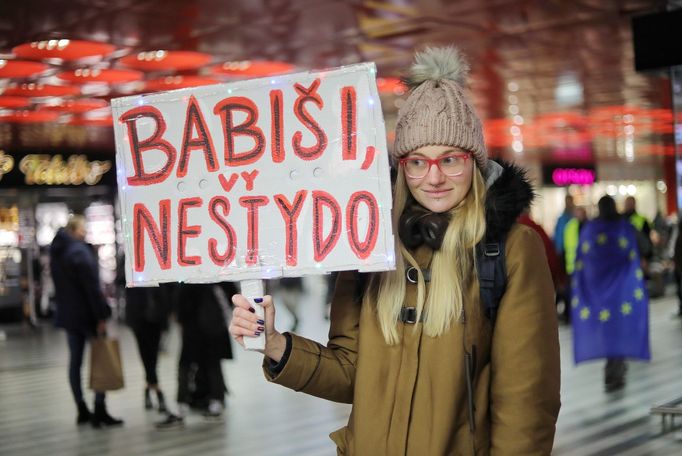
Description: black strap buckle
xmin=399 ymin=307 xmax=418 ymax=324
xmin=483 ymin=243 xmax=500 ymax=257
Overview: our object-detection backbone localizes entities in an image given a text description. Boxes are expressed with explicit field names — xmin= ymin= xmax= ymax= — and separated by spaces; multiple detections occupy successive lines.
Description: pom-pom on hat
xmin=394 ymin=46 xmax=488 ymax=172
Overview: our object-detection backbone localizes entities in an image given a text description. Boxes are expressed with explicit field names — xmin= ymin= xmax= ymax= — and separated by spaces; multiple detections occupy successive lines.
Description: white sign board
xmin=112 ymin=63 xmax=395 ymax=287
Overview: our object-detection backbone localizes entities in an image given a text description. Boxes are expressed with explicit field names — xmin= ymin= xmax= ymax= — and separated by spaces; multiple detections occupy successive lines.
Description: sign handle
xmin=240 ymin=279 xmax=266 ymax=351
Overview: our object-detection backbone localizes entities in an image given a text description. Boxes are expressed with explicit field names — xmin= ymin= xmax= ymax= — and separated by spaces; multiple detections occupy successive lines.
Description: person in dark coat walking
xmin=156 ymin=282 xmax=234 ymax=428
xmin=124 ymin=284 xmax=171 ymax=413
xmin=50 ymin=215 xmax=123 ymax=427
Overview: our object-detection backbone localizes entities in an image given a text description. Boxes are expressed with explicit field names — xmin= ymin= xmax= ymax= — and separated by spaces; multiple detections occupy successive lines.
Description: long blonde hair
xmin=371 ymin=165 xmax=487 ymax=344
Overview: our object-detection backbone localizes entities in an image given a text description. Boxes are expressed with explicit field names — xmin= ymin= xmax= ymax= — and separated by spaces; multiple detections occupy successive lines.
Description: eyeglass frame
xmin=398 ymin=152 xmax=472 ymax=179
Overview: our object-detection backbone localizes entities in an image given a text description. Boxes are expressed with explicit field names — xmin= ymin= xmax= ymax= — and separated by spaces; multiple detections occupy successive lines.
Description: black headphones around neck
xmin=398 ymin=201 xmax=451 ymax=250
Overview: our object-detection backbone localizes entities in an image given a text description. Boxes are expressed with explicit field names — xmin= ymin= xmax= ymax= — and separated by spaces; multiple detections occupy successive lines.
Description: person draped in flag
xmin=572 ymin=195 xmax=651 ymax=392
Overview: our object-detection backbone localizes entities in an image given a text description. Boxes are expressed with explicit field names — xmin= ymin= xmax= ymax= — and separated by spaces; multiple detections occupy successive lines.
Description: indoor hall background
xmin=0 ymin=0 xmax=676 ymax=168
xmin=1 ymin=0 xmax=679 ymax=246
xmin=2 ymin=1 xmax=682 ymax=455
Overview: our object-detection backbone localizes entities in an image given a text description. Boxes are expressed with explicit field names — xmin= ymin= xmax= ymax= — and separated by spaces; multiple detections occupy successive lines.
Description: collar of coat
xmin=483 ymin=160 xmax=535 ymax=241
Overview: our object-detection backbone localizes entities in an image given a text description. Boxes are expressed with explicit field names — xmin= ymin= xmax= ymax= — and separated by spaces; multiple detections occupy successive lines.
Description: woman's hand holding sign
xmin=229 ymin=294 xmax=287 ymax=363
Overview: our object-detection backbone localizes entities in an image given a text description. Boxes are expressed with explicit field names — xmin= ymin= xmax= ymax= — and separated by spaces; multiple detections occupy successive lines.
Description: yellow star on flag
xmin=581 ymin=241 xmax=591 ymax=254
xmin=599 ymin=309 xmax=611 ymax=322
xmin=571 ymin=296 xmax=579 ymax=308
xmin=580 ymin=307 xmax=590 ymax=320
xmin=634 ymin=288 xmax=644 ymax=301
xmin=576 ymin=260 xmax=584 ymax=271
xmin=629 ymin=250 xmax=637 ymax=261
xmin=618 ymin=237 xmax=629 ymax=249
xmin=597 ymin=233 xmax=608 ymax=245
xmin=636 ymin=269 xmax=643 ymax=280
xmin=621 ymin=302 xmax=633 ymax=315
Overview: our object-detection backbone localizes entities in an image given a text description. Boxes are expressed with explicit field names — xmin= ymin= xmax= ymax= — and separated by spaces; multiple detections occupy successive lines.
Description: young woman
xmin=230 ymin=46 xmax=560 ymax=455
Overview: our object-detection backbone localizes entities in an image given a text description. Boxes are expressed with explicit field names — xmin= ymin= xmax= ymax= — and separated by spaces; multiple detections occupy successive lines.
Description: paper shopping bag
xmin=89 ymin=337 xmax=124 ymax=391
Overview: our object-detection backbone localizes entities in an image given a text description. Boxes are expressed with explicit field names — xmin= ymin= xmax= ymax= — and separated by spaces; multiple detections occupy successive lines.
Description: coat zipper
xmin=462 ymin=309 xmax=477 ymax=455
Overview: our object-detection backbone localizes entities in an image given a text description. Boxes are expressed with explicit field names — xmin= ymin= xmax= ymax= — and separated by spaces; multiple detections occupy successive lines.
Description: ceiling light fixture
xmin=12 ymin=39 xmax=116 ymax=61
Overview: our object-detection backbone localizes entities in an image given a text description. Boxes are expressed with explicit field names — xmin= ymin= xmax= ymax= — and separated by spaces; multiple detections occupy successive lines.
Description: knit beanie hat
xmin=394 ymin=46 xmax=488 ymax=172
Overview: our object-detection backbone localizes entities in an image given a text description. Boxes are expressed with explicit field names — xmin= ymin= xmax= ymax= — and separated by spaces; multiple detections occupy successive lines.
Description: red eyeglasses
xmin=398 ymin=153 xmax=471 ymax=179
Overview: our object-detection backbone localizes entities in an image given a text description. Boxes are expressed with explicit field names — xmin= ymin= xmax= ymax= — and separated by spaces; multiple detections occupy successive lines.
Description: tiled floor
xmin=1 ymin=276 xmax=682 ymax=455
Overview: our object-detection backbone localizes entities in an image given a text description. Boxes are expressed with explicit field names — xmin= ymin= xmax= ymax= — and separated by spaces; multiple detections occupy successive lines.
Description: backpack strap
xmin=476 ymin=237 xmax=507 ymax=326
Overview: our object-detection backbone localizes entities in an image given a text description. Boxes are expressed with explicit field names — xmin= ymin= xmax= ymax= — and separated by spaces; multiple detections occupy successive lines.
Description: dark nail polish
xmin=254 ymin=297 xmax=263 ymax=303
xmin=248 ymin=307 xmax=255 ymax=313
xmin=254 ymin=331 xmax=261 ymax=336
xmin=257 ymin=326 xmax=264 ymax=331
xmin=257 ymin=319 xmax=265 ymax=325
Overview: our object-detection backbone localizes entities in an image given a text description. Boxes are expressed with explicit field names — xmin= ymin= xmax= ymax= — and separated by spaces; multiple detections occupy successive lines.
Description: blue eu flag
xmin=571 ymin=218 xmax=650 ymax=364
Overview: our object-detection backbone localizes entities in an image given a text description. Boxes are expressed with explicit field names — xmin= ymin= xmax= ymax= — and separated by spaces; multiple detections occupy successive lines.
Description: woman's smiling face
xmin=402 ymin=144 xmax=474 ymax=213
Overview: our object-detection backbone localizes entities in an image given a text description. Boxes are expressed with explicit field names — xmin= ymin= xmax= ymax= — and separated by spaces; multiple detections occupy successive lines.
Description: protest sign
xmin=112 ymin=63 xmax=395 ymax=287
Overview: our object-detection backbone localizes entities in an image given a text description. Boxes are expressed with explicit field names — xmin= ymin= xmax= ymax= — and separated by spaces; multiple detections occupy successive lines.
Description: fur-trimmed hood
xmin=484 ymin=160 xmax=535 ymax=241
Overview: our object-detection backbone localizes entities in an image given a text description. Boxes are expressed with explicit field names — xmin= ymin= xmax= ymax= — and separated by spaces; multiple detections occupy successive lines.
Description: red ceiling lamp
xmin=646 ymin=108 xmax=674 ymax=123
xmin=534 ymin=111 xmax=588 ymax=129
xmin=0 ymin=96 xmax=31 ymax=108
xmin=144 ymin=75 xmax=221 ymax=92
xmin=1 ymin=83 xmax=80 ymax=97
xmin=483 ymin=119 xmax=513 ymax=148
xmin=0 ymin=111 xmax=61 ymax=123
xmin=119 ymin=50 xmax=212 ymax=71
xmin=588 ymin=105 xmax=646 ymax=123
xmin=640 ymin=143 xmax=676 ymax=157
xmin=646 ymin=122 xmax=674 ymax=135
xmin=37 ymin=98 xmax=108 ymax=113
xmin=376 ymin=77 xmax=407 ymax=96
xmin=68 ymin=116 xmax=113 ymax=127
xmin=0 ymin=59 xmax=49 ymax=78
xmin=12 ymin=39 xmax=116 ymax=61
xmin=210 ymin=60 xmax=295 ymax=78
xmin=57 ymin=68 xmax=144 ymax=84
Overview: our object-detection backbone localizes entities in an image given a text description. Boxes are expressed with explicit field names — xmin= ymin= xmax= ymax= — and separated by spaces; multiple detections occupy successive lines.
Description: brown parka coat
xmin=265 ymin=163 xmax=561 ymax=455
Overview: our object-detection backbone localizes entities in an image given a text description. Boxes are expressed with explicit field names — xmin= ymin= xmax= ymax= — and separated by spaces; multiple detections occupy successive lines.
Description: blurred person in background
xmin=124 ymin=283 xmax=171 ymax=413
xmin=553 ymin=194 xmax=574 ymax=260
xmin=563 ymin=206 xmax=588 ymax=277
xmin=157 ymin=282 xmax=234 ymax=428
xmin=651 ymin=209 xmax=671 ymax=258
xmin=623 ymin=196 xmax=651 ymax=237
xmin=562 ymin=206 xmax=589 ymax=324
xmin=50 ymin=215 xmax=123 ymax=427
xmin=268 ymin=277 xmax=303 ymax=331
xmin=673 ymin=218 xmax=682 ymax=316
xmin=323 ymin=272 xmax=339 ymax=320
xmin=572 ymin=196 xmax=650 ymax=392
xmin=623 ymin=196 xmax=653 ymax=264
xmin=518 ymin=207 xmax=564 ymax=296
xmin=551 ymin=196 xmax=573 ymax=324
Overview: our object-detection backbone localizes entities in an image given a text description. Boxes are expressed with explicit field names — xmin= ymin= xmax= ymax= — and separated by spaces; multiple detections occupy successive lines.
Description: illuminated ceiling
xmin=0 ymin=0 xmax=673 ymax=167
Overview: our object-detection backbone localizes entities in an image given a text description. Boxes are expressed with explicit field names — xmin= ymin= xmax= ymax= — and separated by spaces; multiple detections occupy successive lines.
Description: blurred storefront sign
xmin=543 ymin=165 xmax=597 ymax=187
xmin=0 ymin=150 xmax=114 ymax=187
